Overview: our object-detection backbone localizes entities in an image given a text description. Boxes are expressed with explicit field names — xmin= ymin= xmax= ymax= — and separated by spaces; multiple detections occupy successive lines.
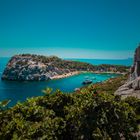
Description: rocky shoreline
xmin=1 ymin=55 xmax=74 ymax=81
xmin=1 ymin=54 xmax=129 ymax=81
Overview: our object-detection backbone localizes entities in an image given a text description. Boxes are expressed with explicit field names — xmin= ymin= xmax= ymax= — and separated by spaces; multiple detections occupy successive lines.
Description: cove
xmin=0 ymin=72 xmax=119 ymax=107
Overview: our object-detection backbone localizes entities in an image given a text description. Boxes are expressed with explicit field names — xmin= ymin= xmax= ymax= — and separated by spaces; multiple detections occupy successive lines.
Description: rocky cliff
xmin=1 ymin=54 xmax=95 ymax=81
xmin=115 ymin=45 xmax=140 ymax=98
xmin=2 ymin=54 xmax=129 ymax=81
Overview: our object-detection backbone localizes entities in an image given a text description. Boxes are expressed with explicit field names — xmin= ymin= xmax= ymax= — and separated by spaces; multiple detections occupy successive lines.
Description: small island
xmin=1 ymin=54 xmax=129 ymax=81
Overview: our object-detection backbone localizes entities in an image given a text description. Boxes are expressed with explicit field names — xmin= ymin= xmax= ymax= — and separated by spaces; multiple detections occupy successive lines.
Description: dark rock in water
xmin=115 ymin=44 xmax=140 ymax=98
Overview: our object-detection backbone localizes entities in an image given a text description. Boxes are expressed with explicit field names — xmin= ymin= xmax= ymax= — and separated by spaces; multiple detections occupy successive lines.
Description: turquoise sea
xmin=0 ymin=57 xmax=132 ymax=106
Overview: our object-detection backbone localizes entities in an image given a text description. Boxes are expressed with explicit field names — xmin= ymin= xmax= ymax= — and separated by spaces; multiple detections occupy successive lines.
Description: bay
xmin=0 ymin=57 xmax=127 ymax=106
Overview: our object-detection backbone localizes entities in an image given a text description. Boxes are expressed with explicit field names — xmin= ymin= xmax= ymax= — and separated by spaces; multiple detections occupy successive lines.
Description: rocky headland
xmin=1 ymin=54 xmax=129 ymax=81
xmin=115 ymin=45 xmax=140 ymax=98
xmin=2 ymin=55 xmax=81 ymax=81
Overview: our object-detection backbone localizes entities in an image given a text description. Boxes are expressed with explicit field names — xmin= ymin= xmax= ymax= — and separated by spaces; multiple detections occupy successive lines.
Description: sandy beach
xmin=50 ymin=71 xmax=80 ymax=80
xmin=50 ymin=70 xmax=124 ymax=80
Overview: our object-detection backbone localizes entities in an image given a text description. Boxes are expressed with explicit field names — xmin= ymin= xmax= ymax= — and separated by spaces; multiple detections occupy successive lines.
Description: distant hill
xmin=65 ymin=58 xmax=133 ymax=66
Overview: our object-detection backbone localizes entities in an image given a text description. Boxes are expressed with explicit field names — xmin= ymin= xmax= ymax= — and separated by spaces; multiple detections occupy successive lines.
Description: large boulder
xmin=115 ymin=44 xmax=140 ymax=98
xmin=130 ymin=44 xmax=140 ymax=80
xmin=132 ymin=77 xmax=140 ymax=90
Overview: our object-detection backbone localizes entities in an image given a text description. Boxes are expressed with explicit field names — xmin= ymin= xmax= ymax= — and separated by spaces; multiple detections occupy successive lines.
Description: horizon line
xmin=0 ymin=56 xmax=133 ymax=60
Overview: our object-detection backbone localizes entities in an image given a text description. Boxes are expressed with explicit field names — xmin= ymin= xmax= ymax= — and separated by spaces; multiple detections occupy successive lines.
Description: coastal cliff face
xmin=1 ymin=54 xmax=95 ymax=81
xmin=2 ymin=55 xmax=54 ymax=81
xmin=2 ymin=54 xmax=129 ymax=81
xmin=115 ymin=45 xmax=140 ymax=98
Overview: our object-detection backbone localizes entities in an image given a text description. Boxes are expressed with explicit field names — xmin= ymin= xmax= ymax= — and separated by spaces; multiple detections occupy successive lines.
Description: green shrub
xmin=0 ymin=89 xmax=139 ymax=139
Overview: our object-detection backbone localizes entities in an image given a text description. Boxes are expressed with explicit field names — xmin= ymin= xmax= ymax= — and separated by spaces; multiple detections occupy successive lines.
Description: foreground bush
xmin=0 ymin=87 xmax=139 ymax=140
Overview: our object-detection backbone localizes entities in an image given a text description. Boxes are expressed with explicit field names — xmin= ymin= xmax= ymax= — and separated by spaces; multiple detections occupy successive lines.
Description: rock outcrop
xmin=2 ymin=54 xmax=129 ymax=81
xmin=1 ymin=55 xmax=72 ymax=81
xmin=115 ymin=45 xmax=140 ymax=98
xmin=1 ymin=54 xmax=95 ymax=81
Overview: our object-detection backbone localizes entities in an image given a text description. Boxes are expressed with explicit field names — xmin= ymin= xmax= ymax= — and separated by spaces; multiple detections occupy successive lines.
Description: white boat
xmin=82 ymin=79 xmax=92 ymax=85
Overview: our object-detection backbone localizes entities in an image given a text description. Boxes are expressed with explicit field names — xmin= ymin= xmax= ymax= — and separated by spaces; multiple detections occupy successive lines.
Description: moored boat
xmin=82 ymin=79 xmax=92 ymax=85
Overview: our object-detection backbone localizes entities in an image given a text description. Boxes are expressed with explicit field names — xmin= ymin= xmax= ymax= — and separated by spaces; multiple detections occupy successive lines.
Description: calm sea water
xmin=0 ymin=57 xmax=131 ymax=106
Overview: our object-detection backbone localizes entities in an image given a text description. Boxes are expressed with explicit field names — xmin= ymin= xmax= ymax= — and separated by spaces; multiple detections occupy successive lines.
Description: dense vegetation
xmin=0 ymin=75 xmax=139 ymax=140
xmin=84 ymin=74 xmax=128 ymax=94
xmin=17 ymin=54 xmax=129 ymax=73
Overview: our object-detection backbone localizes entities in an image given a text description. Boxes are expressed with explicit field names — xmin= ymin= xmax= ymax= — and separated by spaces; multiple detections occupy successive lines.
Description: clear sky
xmin=0 ymin=0 xmax=140 ymax=59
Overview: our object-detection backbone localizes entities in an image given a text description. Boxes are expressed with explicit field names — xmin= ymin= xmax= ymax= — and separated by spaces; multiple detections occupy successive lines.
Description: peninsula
xmin=2 ymin=54 xmax=129 ymax=81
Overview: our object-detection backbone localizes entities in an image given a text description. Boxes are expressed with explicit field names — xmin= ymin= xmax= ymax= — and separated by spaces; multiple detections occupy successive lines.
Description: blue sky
xmin=0 ymin=0 xmax=140 ymax=59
